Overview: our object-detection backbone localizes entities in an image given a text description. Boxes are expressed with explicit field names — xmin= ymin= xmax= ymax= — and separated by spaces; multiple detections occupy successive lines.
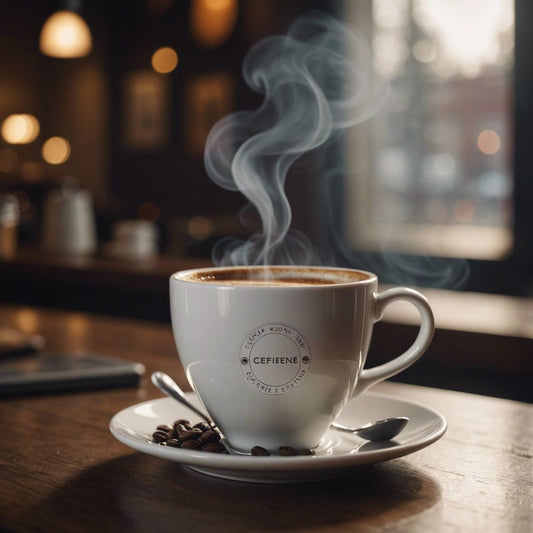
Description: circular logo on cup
xmin=240 ymin=323 xmax=311 ymax=395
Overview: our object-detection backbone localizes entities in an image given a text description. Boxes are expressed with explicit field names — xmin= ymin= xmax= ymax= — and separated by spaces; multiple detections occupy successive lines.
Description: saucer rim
xmin=109 ymin=390 xmax=447 ymax=475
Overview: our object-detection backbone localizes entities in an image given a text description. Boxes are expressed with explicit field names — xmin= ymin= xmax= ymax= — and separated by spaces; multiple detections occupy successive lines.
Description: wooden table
xmin=0 ymin=304 xmax=531 ymax=533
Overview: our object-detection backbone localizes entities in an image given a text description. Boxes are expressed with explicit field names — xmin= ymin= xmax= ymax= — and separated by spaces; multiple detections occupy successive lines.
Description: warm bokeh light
xmin=15 ymin=308 xmax=41 ymax=333
xmin=20 ymin=162 xmax=45 ymax=182
xmin=0 ymin=148 xmax=18 ymax=172
xmin=1 ymin=114 xmax=40 ymax=144
xmin=41 ymin=137 xmax=71 ymax=164
xmin=206 ymin=0 xmax=232 ymax=9
xmin=190 ymin=0 xmax=238 ymax=48
xmin=187 ymin=215 xmax=214 ymax=240
xmin=151 ymin=47 xmax=178 ymax=74
xmin=65 ymin=314 xmax=91 ymax=345
xmin=39 ymin=10 xmax=92 ymax=58
xmin=477 ymin=129 xmax=501 ymax=155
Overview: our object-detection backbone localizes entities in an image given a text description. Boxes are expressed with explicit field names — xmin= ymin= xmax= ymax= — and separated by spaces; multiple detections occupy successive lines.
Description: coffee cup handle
xmin=353 ymin=287 xmax=435 ymax=397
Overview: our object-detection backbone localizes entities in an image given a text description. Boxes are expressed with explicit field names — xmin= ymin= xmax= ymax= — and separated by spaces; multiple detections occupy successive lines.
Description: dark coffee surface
xmin=181 ymin=267 xmax=370 ymax=285
xmin=198 ymin=277 xmax=336 ymax=286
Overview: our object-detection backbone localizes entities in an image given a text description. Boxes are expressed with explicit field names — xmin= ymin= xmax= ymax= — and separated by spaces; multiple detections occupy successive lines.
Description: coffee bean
xmin=202 ymin=442 xmax=225 ymax=453
xmin=198 ymin=429 xmax=221 ymax=444
xmin=279 ymin=446 xmax=298 ymax=456
xmin=181 ymin=439 xmax=202 ymax=450
xmin=251 ymin=446 xmax=271 ymax=456
xmin=193 ymin=422 xmax=211 ymax=432
xmin=152 ymin=420 xmax=229 ymax=453
xmin=178 ymin=428 xmax=202 ymax=442
xmin=153 ymin=418 xmax=320 ymax=459
xmin=173 ymin=419 xmax=192 ymax=430
xmin=298 ymin=448 xmax=316 ymax=456
xmin=157 ymin=423 xmax=177 ymax=439
xmin=152 ymin=430 xmax=168 ymax=443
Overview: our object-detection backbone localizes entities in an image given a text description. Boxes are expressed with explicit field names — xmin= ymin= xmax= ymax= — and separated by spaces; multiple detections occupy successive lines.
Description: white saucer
xmin=109 ymin=391 xmax=446 ymax=483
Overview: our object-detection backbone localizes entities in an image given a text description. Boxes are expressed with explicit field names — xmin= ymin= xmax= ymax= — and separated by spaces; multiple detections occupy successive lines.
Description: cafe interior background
xmin=0 ymin=0 xmax=531 ymax=401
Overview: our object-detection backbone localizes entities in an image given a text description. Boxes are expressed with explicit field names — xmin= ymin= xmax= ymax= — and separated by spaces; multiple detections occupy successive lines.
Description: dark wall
xmin=105 ymin=0 xmax=331 ymax=217
xmin=0 ymin=0 xmax=340 ymax=254
xmin=0 ymin=0 xmax=110 ymax=202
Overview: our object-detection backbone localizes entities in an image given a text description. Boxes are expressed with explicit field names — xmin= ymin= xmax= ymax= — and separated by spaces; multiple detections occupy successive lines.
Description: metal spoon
xmin=330 ymin=417 xmax=409 ymax=441
xmin=152 ymin=371 xmax=408 ymax=443
xmin=151 ymin=371 xmax=214 ymax=427
xmin=151 ymin=371 xmax=245 ymax=455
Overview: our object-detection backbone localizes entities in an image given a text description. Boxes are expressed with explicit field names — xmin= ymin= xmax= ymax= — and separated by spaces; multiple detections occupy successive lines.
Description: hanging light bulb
xmin=190 ymin=0 xmax=238 ymax=48
xmin=39 ymin=10 xmax=92 ymax=58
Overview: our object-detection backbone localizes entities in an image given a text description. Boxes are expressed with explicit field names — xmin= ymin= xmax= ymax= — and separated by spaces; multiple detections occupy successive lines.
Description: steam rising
xmin=204 ymin=11 xmax=470 ymax=288
xmin=204 ymin=11 xmax=387 ymax=266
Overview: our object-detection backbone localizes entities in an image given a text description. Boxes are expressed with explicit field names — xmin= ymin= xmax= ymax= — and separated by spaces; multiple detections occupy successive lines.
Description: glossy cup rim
xmin=170 ymin=265 xmax=377 ymax=288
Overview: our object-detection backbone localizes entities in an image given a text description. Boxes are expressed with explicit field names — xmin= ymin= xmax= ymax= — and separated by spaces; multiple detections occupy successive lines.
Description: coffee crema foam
xmin=180 ymin=268 xmax=371 ymax=286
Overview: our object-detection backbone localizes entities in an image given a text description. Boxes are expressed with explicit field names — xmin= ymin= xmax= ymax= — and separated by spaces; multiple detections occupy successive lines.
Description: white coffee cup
xmin=170 ymin=265 xmax=434 ymax=452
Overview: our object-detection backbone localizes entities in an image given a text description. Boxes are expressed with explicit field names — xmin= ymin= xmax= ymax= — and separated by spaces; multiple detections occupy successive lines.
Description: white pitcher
xmin=42 ymin=181 xmax=97 ymax=256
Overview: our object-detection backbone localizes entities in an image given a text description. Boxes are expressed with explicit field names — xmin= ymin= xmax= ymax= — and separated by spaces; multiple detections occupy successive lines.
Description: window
xmin=345 ymin=0 xmax=514 ymax=261
xmin=332 ymin=0 xmax=533 ymax=295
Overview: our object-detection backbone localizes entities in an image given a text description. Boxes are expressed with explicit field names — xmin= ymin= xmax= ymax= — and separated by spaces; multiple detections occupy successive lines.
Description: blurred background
xmin=0 ymin=0 xmax=531 ymax=399
xmin=0 ymin=0 xmax=528 ymax=283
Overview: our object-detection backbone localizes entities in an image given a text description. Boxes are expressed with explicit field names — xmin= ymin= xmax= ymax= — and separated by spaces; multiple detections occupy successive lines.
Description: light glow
xmin=190 ymin=0 xmax=238 ymax=48
xmin=20 ymin=162 xmax=44 ymax=182
xmin=1 ymin=114 xmax=40 ymax=144
xmin=187 ymin=216 xmax=214 ymax=240
xmin=39 ymin=10 xmax=92 ymax=58
xmin=151 ymin=47 xmax=179 ymax=74
xmin=41 ymin=137 xmax=71 ymax=165
xmin=477 ymin=129 xmax=501 ymax=155
xmin=413 ymin=0 xmax=514 ymax=78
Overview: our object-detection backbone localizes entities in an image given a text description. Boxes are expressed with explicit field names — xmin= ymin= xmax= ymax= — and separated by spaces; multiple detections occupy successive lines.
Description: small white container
xmin=104 ymin=219 xmax=158 ymax=260
xmin=42 ymin=184 xmax=97 ymax=256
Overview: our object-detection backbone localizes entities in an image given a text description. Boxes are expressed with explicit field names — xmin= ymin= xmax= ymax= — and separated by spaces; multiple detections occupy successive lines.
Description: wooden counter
xmin=0 ymin=247 xmax=211 ymax=320
xmin=0 ymin=304 xmax=531 ymax=533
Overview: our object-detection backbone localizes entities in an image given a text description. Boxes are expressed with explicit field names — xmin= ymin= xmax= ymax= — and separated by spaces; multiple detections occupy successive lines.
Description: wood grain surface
xmin=0 ymin=304 xmax=531 ymax=533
